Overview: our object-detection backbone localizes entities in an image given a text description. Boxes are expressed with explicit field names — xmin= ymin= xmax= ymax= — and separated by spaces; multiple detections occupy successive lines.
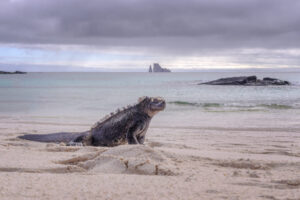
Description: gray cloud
xmin=1 ymin=0 xmax=300 ymax=71
xmin=1 ymin=0 xmax=300 ymax=50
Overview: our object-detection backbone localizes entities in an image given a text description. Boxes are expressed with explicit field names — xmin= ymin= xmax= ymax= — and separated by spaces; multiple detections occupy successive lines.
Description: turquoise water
xmin=0 ymin=72 xmax=300 ymax=127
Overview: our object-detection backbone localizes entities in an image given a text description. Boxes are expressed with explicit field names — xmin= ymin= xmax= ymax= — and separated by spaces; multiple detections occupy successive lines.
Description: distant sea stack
xmin=0 ymin=71 xmax=27 ymax=75
xmin=148 ymin=63 xmax=171 ymax=73
xmin=148 ymin=65 xmax=152 ymax=72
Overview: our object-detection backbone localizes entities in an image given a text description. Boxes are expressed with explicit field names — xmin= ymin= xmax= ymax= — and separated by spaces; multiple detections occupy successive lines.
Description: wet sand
xmin=0 ymin=117 xmax=300 ymax=200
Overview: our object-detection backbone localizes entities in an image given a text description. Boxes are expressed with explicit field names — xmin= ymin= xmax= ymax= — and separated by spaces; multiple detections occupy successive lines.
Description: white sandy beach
xmin=0 ymin=111 xmax=299 ymax=200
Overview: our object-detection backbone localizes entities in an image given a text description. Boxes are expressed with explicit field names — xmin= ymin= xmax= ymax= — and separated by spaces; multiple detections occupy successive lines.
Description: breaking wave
xmin=169 ymin=101 xmax=296 ymax=111
xmin=258 ymin=104 xmax=293 ymax=109
xmin=169 ymin=101 xmax=221 ymax=107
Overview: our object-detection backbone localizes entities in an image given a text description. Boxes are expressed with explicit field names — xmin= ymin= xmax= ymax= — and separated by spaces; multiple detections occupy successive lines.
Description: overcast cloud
xmin=0 ymin=0 xmax=300 ymax=70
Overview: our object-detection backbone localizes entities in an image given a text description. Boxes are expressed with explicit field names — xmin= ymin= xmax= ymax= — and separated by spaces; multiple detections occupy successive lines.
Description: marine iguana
xmin=18 ymin=96 xmax=166 ymax=146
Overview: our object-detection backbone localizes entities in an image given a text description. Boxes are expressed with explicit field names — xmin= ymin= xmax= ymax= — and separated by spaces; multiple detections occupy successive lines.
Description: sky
xmin=0 ymin=0 xmax=300 ymax=71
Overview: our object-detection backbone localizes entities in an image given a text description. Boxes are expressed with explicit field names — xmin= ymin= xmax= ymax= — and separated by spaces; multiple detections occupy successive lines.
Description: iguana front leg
xmin=127 ymin=132 xmax=139 ymax=144
xmin=136 ymin=121 xmax=150 ymax=144
xmin=126 ymin=125 xmax=140 ymax=144
xmin=127 ymin=122 xmax=149 ymax=144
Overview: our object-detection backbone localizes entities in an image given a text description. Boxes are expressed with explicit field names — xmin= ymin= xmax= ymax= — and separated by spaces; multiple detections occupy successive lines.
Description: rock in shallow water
xmin=200 ymin=76 xmax=290 ymax=86
xmin=0 ymin=70 xmax=27 ymax=74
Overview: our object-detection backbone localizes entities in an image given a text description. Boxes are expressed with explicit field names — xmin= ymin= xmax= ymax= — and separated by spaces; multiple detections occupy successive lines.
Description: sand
xmin=0 ymin=118 xmax=300 ymax=200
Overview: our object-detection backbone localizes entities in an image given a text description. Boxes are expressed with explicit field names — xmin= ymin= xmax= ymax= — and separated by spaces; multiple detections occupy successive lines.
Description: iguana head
xmin=138 ymin=96 xmax=166 ymax=117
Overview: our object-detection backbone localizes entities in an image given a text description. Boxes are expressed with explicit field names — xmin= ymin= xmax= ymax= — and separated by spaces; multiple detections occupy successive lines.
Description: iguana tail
xmin=18 ymin=131 xmax=89 ymax=143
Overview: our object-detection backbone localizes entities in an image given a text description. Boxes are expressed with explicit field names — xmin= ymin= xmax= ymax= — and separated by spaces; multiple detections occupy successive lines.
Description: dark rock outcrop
xmin=200 ymin=76 xmax=290 ymax=86
xmin=262 ymin=77 xmax=290 ymax=85
xmin=149 ymin=63 xmax=171 ymax=72
xmin=0 ymin=71 xmax=27 ymax=74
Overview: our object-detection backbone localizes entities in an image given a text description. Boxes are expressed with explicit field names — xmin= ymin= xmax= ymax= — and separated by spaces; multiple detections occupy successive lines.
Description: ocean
xmin=1 ymin=72 xmax=300 ymax=131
